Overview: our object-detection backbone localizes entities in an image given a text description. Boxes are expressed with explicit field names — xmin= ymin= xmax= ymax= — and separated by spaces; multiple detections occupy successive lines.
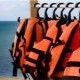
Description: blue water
xmin=0 ymin=21 xmax=19 ymax=76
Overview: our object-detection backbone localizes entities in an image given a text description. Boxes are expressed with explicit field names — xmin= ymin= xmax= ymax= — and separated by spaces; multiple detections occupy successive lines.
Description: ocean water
xmin=0 ymin=21 xmax=22 ymax=77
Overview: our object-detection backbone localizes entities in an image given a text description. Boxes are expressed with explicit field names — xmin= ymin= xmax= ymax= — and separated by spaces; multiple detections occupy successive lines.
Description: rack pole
xmin=30 ymin=0 xmax=38 ymax=17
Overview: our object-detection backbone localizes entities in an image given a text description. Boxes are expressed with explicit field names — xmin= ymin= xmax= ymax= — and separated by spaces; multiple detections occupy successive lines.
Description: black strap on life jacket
xmin=56 ymin=20 xmax=63 ymax=43
xmin=44 ymin=36 xmax=53 ymax=42
xmin=25 ymin=36 xmax=53 ymax=64
xmin=25 ymin=36 xmax=54 ymax=79
xmin=38 ymin=21 xmax=46 ymax=37
xmin=25 ymin=56 xmax=37 ymax=64
xmin=67 ymin=61 xmax=80 ymax=67
xmin=43 ymin=20 xmax=48 ymax=32
xmin=25 ymin=48 xmax=45 ymax=64
xmin=28 ymin=23 xmax=36 ymax=50
xmin=32 ymin=48 xmax=45 ymax=62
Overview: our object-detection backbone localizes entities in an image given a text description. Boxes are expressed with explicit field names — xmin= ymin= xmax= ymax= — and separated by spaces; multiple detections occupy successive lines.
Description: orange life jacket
xmin=24 ymin=20 xmax=58 ymax=68
xmin=61 ymin=23 xmax=80 ymax=68
xmin=10 ymin=19 xmax=27 ymax=58
xmin=23 ymin=19 xmax=68 ymax=79
xmin=18 ymin=18 xmax=47 ymax=71
xmin=10 ymin=17 xmax=47 ymax=74
xmin=48 ymin=20 xmax=78 ymax=78
xmin=52 ymin=21 xmax=80 ymax=78
xmin=23 ymin=20 xmax=66 ymax=76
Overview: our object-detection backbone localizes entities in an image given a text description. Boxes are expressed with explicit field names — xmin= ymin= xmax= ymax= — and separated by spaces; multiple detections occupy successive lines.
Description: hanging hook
xmin=56 ymin=3 xmax=67 ymax=25
xmin=50 ymin=3 xmax=56 ymax=7
xmin=34 ymin=3 xmax=40 ymax=7
xmin=57 ymin=3 xmax=64 ymax=7
xmin=65 ymin=2 xmax=74 ymax=25
xmin=41 ymin=3 xmax=48 ymax=7
xmin=76 ymin=2 xmax=80 ymax=21
xmin=66 ymin=2 xmax=74 ymax=7
xmin=44 ymin=3 xmax=57 ymax=19
xmin=41 ymin=3 xmax=48 ymax=19
xmin=67 ymin=2 xmax=74 ymax=20
xmin=75 ymin=2 xmax=80 ymax=20
xmin=61 ymin=2 xmax=74 ymax=20
xmin=59 ymin=3 xmax=74 ymax=23
xmin=60 ymin=3 xmax=66 ymax=18
xmin=75 ymin=2 xmax=80 ymax=8
xmin=53 ymin=3 xmax=64 ymax=19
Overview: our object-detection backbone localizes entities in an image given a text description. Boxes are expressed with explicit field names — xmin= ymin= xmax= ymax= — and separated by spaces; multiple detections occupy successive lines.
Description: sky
xmin=0 ymin=0 xmax=30 ymax=21
xmin=0 ymin=0 xmax=80 ymax=21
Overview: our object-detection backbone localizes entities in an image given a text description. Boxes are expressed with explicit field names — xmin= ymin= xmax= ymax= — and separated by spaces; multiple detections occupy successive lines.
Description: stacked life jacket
xmin=10 ymin=17 xmax=80 ymax=80
xmin=23 ymin=19 xmax=79 ymax=79
xmin=10 ymin=17 xmax=47 ymax=72
xmin=23 ymin=20 xmax=58 ymax=79
xmin=48 ymin=20 xmax=80 ymax=78
xmin=24 ymin=20 xmax=58 ymax=68
xmin=19 ymin=18 xmax=47 ymax=73
xmin=48 ymin=20 xmax=78 ymax=77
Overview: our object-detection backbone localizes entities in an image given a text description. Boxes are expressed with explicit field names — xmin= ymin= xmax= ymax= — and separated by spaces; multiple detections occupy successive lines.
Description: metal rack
xmin=30 ymin=1 xmax=80 ymax=20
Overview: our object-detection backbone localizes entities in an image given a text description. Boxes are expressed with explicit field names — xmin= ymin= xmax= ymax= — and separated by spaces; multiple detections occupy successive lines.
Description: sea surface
xmin=0 ymin=21 xmax=23 ymax=77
